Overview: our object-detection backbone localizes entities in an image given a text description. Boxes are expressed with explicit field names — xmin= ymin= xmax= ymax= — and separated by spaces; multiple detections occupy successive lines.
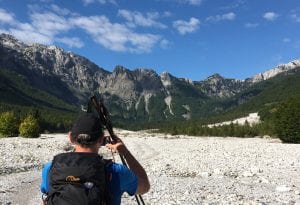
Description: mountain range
xmin=0 ymin=33 xmax=299 ymax=126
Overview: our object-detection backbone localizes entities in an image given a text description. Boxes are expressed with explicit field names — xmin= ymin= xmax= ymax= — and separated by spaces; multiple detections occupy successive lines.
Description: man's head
xmin=70 ymin=113 xmax=104 ymax=147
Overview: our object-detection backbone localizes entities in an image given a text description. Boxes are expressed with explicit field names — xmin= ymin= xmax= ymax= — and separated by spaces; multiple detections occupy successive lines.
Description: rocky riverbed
xmin=0 ymin=130 xmax=300 ymax=205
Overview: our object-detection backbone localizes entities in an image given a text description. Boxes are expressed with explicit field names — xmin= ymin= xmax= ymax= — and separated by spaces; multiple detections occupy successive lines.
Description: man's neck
xmin=74 ymin=145 xmax=99 ymax=153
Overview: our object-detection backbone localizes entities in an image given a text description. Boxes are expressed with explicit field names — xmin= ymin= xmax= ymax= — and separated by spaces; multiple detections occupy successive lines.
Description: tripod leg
xmin=138 ymin=195 xmax=145 ymax=205
xmin=134 ymin=195 xmax=141 ymax=205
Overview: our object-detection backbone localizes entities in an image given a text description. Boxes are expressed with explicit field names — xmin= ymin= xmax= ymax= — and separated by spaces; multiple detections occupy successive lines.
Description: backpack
xmin=46 ymin=152 xmax=112 ymax=205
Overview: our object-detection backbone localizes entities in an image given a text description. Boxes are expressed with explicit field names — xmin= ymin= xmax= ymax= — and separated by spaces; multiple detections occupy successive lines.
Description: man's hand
xmin=105 ymin=137 xmax=150 ymax=194
xmin=105 ymin=138 xmax=128 ymax=156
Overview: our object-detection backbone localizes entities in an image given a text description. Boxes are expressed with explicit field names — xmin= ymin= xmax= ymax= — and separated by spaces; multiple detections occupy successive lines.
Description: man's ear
xmin=69 ymin=132 xmax=75 ymax=143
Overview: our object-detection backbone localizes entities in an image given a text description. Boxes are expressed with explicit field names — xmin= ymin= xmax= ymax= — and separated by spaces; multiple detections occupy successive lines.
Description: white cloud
xmin=173 ymin=17 xmax=200 ymax=35
xmin=160 ymin=39 xmax=171 ymax=49
xmin=0 ymin=8 xmax=16 ymax=25
xmin=163 ymin=11 xmax=172 ymax=17
xmin=158 ymin=0 xmax=202 ymax=6
xmin=39 ymin=0 xmax=54 ymax=2
xmin=5 ymin=11 xmax=73 ymax=46
xmin=50 ymin=4 xmax=71 ymax=16
xmin=30 ymin=12 xmax=71 ymax=37
xmin=82 ymin=0 xmax=96 ymax=5
xmin=0 ymin=29 xmax=8 ymax=34
xmin=70 ymin=15 xmax=161 ymax=53
xmin=2 ymin=6 xmax=162 ymax=53
xmin=184 ymin=0 xmax=202 ymax=6
xmin=219 ymin=0 xmax=246 ymax=10
xmin=56 ymin=37 xmax=84 ymax=48
xmin=291 ymin=14 xmax=300 ymax=23
xmin=104 ymin=0 xmax=118 ymax=5
xmin=118 ymin=9 xmax=167 ymax=29
xmin=177 ymin=0 xmax=202 ymax=6
xmin=82 ymin=0 xmax=117 ymax=6
xmin=223 ymin=12 xmax=236 ymax=20
xmin=263 ymin=12 xmax=279 ymax=21
xmin=244 ymin=23 xmax=259 ymax=28
xmin=10 ymin=28 xmax=53 ymax=45
xmin=206 ymin=12 xmax=236 ymax=22
xmin=283 ymin=38 xmax=291 ymax=43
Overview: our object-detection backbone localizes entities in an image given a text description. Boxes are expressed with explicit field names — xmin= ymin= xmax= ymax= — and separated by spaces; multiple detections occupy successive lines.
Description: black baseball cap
xmin=71 ymin=113 xmax=103 ymax=141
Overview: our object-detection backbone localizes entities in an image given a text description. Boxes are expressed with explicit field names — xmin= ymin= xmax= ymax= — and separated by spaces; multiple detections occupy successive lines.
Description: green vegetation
xmin=0 ymin=111 xmax=19 ymax=137
xmin=274 ymin=97 xmax=300 ymax=143
xmin=154 ymin=96 xmax=300 ymax=143
xmin=117 ymin=72 xmax=300 ymax=143
xmin=148 ymin=93 xmax=167 ymax=121
xmin=0 ymin=68 xmax=78 ymax=133
xmin=19 ymin=114 xmax=40 ymax=138
xmin=210 ymin=71 xmax=300 ymax=123
xmin=157 ymin=120 xmax=261 ymax=138
xmin=1 ymin=63 xmax=299 ymax=142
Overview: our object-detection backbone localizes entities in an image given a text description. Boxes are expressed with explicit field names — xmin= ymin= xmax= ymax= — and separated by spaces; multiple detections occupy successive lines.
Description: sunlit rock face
xmin=1 ymin=34 xmax=299 ymax=120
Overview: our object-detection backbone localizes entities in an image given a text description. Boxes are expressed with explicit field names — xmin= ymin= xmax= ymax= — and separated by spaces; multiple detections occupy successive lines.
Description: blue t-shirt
xmin=40 ymin=161 xmax=138 ymax=205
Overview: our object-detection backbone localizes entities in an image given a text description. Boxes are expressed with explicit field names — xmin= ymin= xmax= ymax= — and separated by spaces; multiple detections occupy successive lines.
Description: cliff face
xmin=1 ymin=34 xmax=299 ymax=121
xmin=0 ymin=33 xmax=110 ymax=103
xmin=247 ymin=60 xmax=300 ymax=83
xmin=196 ymin=74 xmax=249 ymax=98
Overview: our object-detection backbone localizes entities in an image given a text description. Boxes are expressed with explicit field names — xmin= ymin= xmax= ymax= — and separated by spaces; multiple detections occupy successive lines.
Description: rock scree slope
xmin=0 ymin=130 xmax=300 ymax=204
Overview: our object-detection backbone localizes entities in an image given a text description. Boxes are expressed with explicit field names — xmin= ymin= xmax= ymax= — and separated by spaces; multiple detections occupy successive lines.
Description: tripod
xmin=88 ymin=95 xmax=146 ymax=205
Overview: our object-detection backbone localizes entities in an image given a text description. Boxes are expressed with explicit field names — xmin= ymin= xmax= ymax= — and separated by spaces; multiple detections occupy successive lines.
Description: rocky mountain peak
xmin=198 ymin=73 xmax=247 ymax=98
xmin=1 ymin=34 xmax=299 ymax=122
xmin=134 ymin=68 xmax=157 ymax=76
xmin=160 ymin=72 xmax=173 ymax=87
xmin=0 ymin=33 xmax=27 ymax=50
xmin=202 ymin=74 xmax=227 ymax=88
xmin=113 ymin=65 xmax=128 ymax=73
xmin=209 ymin=73 xmax=223 ymax=78
xmin=248 ymin=60 xmax=300 ymax=83
xmin=206 ymin=73 xmax=224 ymax=82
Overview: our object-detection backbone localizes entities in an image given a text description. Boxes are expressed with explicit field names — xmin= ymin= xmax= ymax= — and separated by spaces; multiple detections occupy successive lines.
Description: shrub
xmin=19 ymin=115 xmax=40 ymax=138
xmin=0 ymin=111 xmax=19 ymax=137
xmin=274 ymin=98 xmax=300 ymax=143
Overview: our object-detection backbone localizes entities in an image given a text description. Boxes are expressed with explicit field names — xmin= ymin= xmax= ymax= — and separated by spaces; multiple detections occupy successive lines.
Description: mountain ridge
xmin=0 ymin=33 xmax=299 ymax=123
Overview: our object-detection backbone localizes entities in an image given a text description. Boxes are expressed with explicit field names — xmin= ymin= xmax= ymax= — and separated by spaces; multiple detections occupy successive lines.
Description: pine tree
xmin=19 ymin=115 xmax=40 ymax=138
xmin=274 ymin=98 xmax=300 ymax=143
xmin=0 ymin=112 xmax=19 ymax=137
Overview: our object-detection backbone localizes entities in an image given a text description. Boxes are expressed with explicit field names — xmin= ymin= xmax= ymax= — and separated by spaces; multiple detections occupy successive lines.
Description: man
xmin=40 ymin=113 xmax=150 ymax=205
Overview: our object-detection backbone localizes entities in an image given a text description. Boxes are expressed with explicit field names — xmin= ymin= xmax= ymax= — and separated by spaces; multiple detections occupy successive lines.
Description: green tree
xmin=19 ymin=115 xmax=40 ymax=138
xmin=0 ymin=111 xmax=19 ymax=137
xmin=274 ymin=98 xmax=300 ymax=143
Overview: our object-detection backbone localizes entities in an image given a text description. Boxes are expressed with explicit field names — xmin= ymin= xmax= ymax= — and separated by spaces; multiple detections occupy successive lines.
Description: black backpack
xmin=46 ymin=152 xmax=111 ymax=205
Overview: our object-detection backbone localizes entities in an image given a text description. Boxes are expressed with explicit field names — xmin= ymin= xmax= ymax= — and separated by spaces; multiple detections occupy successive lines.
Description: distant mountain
xmin=195 ymin=73 xmax=249 ymax=98
xmin=0 ymin=33 xmax=299 ymax=125
xmin=221 ymin=68 xmax=300 ymax=119
xmin=247 ymin=60 xmax=300 ymax=83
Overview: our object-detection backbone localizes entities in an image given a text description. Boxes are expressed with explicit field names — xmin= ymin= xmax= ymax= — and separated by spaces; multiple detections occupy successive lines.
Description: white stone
xmin=276 ymin=185 xmax=290 ymax=192
xmin=242 ymin=171 xmax=254 ymax=177
xmin=213 ymin=168 xmax=221 ymax=175
xmin=207 ymin=112 xmax=260 ymax=128
xmin=200 ymin=172 xmax=210 ymax=178
xmin=1 ymin=131 xmax=300 ymax=205
xmin=164 ymin=96 xmax=174 ymax=115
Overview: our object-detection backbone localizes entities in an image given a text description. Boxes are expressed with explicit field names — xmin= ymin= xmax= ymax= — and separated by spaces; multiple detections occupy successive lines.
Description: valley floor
xmin=0 ymin=131 xmax=300 ymax=205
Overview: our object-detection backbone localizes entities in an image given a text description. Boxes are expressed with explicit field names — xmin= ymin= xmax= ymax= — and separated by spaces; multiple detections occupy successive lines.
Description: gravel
xmin=0 ymin=130 xmax=300 ymax=205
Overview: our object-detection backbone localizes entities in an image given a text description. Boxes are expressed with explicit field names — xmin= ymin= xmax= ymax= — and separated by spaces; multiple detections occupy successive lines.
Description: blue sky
xmin=0 ymin=0 xmax=299 ymax=80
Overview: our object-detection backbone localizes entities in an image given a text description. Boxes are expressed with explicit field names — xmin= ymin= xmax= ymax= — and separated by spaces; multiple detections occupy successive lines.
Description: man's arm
xmin=41 ymin=162 xmax=52 ymax=194
xmin=106 ymin=139 xmax=150 ymax=194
